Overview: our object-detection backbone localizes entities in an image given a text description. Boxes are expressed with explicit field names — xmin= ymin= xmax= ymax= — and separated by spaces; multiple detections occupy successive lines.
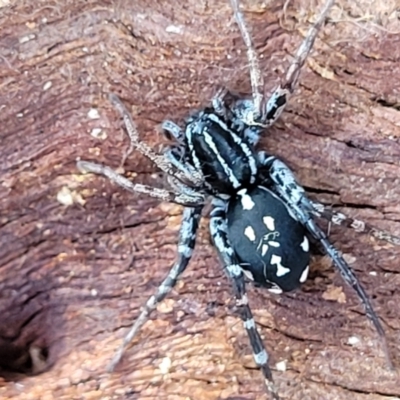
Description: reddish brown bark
xmin=1 ymin=0 xmax=400 ymax=399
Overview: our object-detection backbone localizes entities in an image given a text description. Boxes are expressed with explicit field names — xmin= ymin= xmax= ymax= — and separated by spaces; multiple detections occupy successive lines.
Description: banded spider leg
xmin=108 ymin=93 xmax=203 ymax=187
xmin=309 ymin=201 xmax=400 ymax=246
xmin=227 ymin=0 xmax=335 ymax=130
xmin=108 ymin=206 xmax=203 ymax=371
xmin=263 ymin=155 xmax=395 ymax=370
xmin=78 ymin=95 xmax=208 ymax=369
xmin=77 ymin=160 xmax=204 ymax=207
xmin=210 ymin=200 xmax=280 ymax=400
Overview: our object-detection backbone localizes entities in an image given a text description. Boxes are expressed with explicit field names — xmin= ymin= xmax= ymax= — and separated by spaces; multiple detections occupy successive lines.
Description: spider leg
xmin=230 ymin=0 xmax=264 ymax=120
xmin=161 ymin=120 xmax=184 ymax=141
xmin=164 ymin=147 xmax=206 ymax=188
xmin=231 ymin=0 xmax=334 ymax=128
xmin=212 ymin=89 xmax=263 ymax=146
xmin=210 ymin=201 xmax=280 ymax=400
xmin=108 ymin=206 xmax=203 ymax=371
xmin=264 ymin=156 xmax=394 ymax=370
xmin=77 ymin=160 xmax=205 ymax=206
xmin=262 ymin=0 xmax=335 ymax=127
xmin=211 ymin=87 xmax=232 ymax=119
xmin=283 ymin=0 xmax=335 ymax=93
xmin=259 ymin=153 xmax=400 ymax=246
xmin=109 ymin=93 xmax=203 ymax=186
xmin=309 ymin=200 xmax=400 ymax=246
xmin=297 ymin=211 xmax=393 ymax=370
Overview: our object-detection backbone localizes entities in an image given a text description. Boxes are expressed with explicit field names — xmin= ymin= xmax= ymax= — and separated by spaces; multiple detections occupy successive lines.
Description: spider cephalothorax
xmin=168 ymin=107 xmax=260 ymax=195
xmin=77 ymin=0 xmax=399 ymax=398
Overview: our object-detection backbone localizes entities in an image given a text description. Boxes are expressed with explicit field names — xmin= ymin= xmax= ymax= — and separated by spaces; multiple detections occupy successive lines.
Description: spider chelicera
xmin=77 ymin=0 xmax=399 ymax=398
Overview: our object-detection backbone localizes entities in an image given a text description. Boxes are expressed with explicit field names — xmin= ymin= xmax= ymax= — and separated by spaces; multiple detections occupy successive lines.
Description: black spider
xmin=77 ymin=0 xmax=399 ymax=398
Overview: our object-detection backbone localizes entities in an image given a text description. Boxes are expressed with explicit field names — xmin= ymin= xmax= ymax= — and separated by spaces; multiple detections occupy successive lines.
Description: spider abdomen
xmin=227 ymin=185 xmax=310 ymax=292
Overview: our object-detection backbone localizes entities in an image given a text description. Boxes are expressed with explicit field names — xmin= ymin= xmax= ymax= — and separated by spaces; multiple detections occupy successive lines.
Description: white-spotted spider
xmin=77 ymin=0 xmax=399 ymax=398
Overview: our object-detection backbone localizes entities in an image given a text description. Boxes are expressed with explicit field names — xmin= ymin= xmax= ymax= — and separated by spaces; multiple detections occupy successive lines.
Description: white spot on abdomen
xmin=271 ymin=254 xmax=290 ymax=277
xmin=300 ymin=236 xmax=309 ymax=252
xmin=238 ymin=189 xmax=255 ymax=210
xmin=299 ymin=265 xmax=309 ymax=283
xmin=203 ymin=129 xmax=241 ymax=188
xmin=244 ymin=226 xmax=256 ymax=242
xmin=261 ymin=244 xmax=269 ymax=256
xmin=263 ymin=216 xmax=275 ymax=231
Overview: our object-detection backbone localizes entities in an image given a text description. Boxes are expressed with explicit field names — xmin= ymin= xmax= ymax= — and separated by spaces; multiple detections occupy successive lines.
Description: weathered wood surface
xmin=1 ymin=0 xmax=400 ymax=399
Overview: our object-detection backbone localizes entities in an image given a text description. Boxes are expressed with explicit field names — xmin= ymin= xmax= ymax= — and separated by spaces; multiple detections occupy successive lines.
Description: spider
xmin=77 ymin=0 xmax=399 ymax=398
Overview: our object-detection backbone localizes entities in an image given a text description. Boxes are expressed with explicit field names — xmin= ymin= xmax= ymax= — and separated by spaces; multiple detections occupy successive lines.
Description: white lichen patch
xmin=166 ymin=25 xmax=183 ymax=34
xmin=87 ymin=108 xmax=100 ymax=119
xmin=159 ymin=357 xmax=172 ymax=374
xmin=275 ymin=360 xmax=287 ymax=372
xmin=43 ymin=81 xmax=52 ymax=91
xmin=347 ymin=336 xmax=360 ymax=346
xmin=19 ymin=33 xmax=36 ymax=44
xmin=56 ymin=186 xmax=85 ymax=206
xmin=90 ymin=128 xmax=107 ymax=140
xmin=56 ymin=186 xmax=74 ymax=206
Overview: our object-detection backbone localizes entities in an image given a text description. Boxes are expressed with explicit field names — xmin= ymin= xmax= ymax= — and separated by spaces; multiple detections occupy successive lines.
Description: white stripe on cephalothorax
xmin=206 ymin=113 xmax=258 ymax=182
xmin=202 ymin=128 xmax=241 ymax=188
xmin=186 ymin=129 xmax=203 ymax=172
